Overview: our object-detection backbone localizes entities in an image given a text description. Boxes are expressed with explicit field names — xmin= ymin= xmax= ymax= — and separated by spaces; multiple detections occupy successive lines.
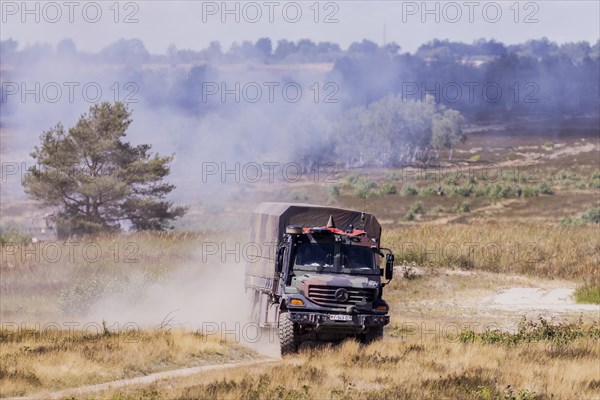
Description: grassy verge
xmin=456 ymin=317 xmax=600 ymax=345
xmin=574 ymin=284 xmax=600 ymax=304
xmin=0 ymin=327 xmax=257 ymax=398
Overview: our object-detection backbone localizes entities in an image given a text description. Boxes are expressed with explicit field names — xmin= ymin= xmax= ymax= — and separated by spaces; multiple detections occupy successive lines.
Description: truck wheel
xmin=278 ymin=312 xmax=298 ymax=355
xmin=361 ymin=326 xmax=384 ymax=345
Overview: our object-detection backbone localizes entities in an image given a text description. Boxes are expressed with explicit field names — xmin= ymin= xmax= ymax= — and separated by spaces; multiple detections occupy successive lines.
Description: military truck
xmin=245 ymin=202 xmax=394 ymax=355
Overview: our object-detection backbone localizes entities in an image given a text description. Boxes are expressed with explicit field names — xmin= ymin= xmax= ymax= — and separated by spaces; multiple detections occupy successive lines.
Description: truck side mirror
xmin=385 ymin=253 xmax=394 ymax=280
xmin=275 ymin=247 xmax=285 ymax=273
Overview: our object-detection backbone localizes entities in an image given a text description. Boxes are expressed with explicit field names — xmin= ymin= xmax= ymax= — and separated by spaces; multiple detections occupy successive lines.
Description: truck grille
xmin=308 ymin=285 xmax=376 ymax=307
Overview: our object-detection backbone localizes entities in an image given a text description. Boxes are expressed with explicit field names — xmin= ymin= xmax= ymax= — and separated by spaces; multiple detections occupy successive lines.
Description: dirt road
xmin=7 ymin=359 xmax=278 ymax=400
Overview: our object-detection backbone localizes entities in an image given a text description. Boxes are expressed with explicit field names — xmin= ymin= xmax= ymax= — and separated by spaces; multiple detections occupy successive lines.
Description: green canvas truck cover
xmin=244 ymin=202 xmax=382 ymax=291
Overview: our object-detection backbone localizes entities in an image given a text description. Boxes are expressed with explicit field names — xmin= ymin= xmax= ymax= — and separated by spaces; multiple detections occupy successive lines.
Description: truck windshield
xmin=294 ymin=243 xmax=334 ymax=269
xmin=340 ymin=244 xmax=376 ymax=271
xmin=293 ymin=243 xmax=376 ymax=273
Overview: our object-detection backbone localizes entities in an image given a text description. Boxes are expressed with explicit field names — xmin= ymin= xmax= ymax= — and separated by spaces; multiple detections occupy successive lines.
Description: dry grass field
xmin=68 ymin=321 xmax=600 ymax=400
xmin=1 ymin=119 xmax=599 ymax=399
xmin=0 ymin=328 xmax=257 ymax=398
xmin=1 ymin=227 xmax=599 ymax=399
xmin=384 ymin=223 xmax=600 ymax=280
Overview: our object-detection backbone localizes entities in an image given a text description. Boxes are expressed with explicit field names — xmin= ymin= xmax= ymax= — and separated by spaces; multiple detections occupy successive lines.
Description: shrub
xmin=571 ymin=174 xmax=583 ymax=183
xmin=588 ymin=171 xmax=600 ymax=188
xmin=344 ymin=173 xmax=360 ymax=186
xmin=431 ymin=205 xmax=444 ymax=214
xmin=353 ymin=178 xmax=378 ymax=198
xmin=453 ymin=201 xmax=471 ymax=213
xmin=409 ymin=201 xmax=425 ymax=215
xmin=522 ymin=186 xmax=539 ymax=198
xmin=499 ymin=184 xmax=514 ymax=198
xmin=504 ymin=172 xmax=520 ymax=183
xmin=519 ymin=174 xmax=531 ymax=184
xmin=422 ymin=172 xmax=437 ymax=181
xmin=458 ymin=317 xmax=600 ymax=345
xmin=560 ymin=217 xmax=585 ymax=227
xmin=419 ymin=186 xmax=439 ymax=196
xmin=487 ymin=184 xmax=513 ymax=202
xmin=451 ymin=185 xmax=473 ymax=197
xmin=558 ymin=169 xmax=573 ymax=180
xmin=401 ymin=263 xmax=419 ymax=280
xmin=473 ymin=185 xmax=488 ymax=197
xmin=452 ymin=254 xmax=475 ymax=270
xmin=384 ymin=171 xmax=401 ymax=181
xmin=0 ymin=227 xmax=32 ymax=245
xmin=589 ymin=180 xmax=600 ymax=190
xmin=289 ymin=192 xmax=308 ymax=201
xmin=396 ymin=249 xmax=427 ymax=264
xmin=537 ymin=181 xmax=554 ymax=195
xmin=445 ymin=175 xmax=460 ymax=186
xmin=327 ymin=184 xmax=340 ymax=199
xmin=582 ymin=207 xmax=600 ymax=224
xmin=575 ymin=284 xmax=600 ymax=304
xmin=403 ymin=211 xmax=415 ymax=221
xmin=402 ymin=184 xmax=418 ymax=196
xmin=560 ymin=208 xmax=600 ymax=226
xmin=379 ymin=183 xmax=397 ymax=195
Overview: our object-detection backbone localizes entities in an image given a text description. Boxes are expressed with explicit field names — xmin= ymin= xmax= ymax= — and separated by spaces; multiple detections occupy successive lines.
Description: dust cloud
xmin=83 ymin=237 xmax=280 ymax=357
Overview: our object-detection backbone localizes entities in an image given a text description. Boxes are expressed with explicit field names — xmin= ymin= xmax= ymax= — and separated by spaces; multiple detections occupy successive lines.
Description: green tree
xmin=333 ymin=95 xmax=463 ymax=166
xmin=23 ymin=102 xmax=186 ymax=236
xmin=431 ymin=108 xmax=466 ymax=161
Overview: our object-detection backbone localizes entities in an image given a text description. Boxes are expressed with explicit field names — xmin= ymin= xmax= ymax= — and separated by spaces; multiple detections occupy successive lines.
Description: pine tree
xmin=23 ymin=102 xmax=186 ymax=236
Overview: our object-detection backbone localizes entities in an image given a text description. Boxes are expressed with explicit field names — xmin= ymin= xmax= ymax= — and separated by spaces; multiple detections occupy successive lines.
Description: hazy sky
xmin=1 ymin=1 xmax=599 ymax=53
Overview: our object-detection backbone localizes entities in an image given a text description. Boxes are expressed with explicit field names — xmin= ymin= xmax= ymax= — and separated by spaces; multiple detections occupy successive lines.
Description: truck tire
xmin=278 ymin=312 xmax=298 ymax=355
xmin=361 ymin=326 xmax=384 ymax=345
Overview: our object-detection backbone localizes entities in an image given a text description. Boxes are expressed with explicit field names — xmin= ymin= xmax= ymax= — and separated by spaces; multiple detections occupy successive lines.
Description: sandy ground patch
xmin=481 ymin=287 xmax=599 ymax=313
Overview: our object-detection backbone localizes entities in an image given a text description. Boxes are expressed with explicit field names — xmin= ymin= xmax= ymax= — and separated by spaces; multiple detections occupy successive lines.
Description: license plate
xmin=329 ymin=314 xmax=352 ymax=321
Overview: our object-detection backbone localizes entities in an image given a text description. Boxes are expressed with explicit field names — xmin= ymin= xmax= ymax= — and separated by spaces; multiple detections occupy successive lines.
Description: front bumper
xmin=288 ymin=311 xmax=389 ymax=328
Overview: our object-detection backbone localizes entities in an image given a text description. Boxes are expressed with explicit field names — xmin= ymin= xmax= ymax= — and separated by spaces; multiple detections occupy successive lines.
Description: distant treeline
xmin=2 ymin=37 xmax=599 ymax=167
xmin=2 ymin=37 xmax=599 ymax=117
xmin=331 ymin=38 xmax=600 ymax=118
